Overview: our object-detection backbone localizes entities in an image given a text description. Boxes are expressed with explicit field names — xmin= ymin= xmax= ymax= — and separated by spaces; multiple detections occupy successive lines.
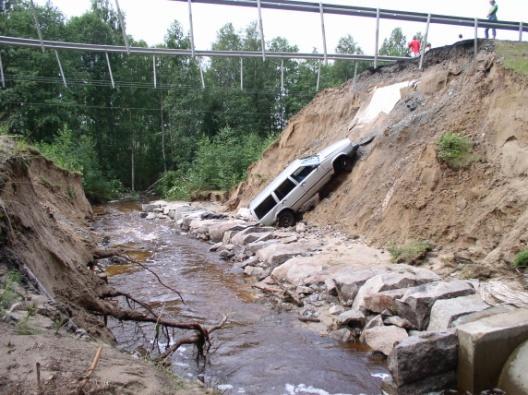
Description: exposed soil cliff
xmin=0 ymin=137 xmax=208 ymax=394
xmin=231 ymin=40 xmax=528 ymax=277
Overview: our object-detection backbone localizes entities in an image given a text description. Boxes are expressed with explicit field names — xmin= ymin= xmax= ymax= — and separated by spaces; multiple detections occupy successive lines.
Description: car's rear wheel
xmin=277 ymin=209 xmax=296 ymax=228
xmin=333 ymin=155 xmax=353 ymax=173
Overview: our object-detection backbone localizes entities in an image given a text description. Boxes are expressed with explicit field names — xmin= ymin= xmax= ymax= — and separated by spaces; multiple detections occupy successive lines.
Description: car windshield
xmin=300 ymin=155 xmax=320 ymax=166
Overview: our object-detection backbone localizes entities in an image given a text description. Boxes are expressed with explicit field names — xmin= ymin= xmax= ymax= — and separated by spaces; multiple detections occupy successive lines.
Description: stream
xmin=95 ymin=201 xmax=388 ymax=395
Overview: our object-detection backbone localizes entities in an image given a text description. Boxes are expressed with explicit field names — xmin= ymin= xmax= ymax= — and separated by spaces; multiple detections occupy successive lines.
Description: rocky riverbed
xmin=142 ymin=200 xmax=528 ymax=394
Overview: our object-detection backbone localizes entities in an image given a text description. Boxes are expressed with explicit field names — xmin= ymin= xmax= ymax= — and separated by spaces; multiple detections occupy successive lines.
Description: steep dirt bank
xmin=231 ymin=40 xmax=528 ymax=277
xmin=0 ymin=137 xmax=209 ymax=394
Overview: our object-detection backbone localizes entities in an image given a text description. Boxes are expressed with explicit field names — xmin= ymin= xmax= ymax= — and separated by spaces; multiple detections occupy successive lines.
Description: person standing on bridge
xmin=485 ymin=0 xmax=499 ymax=39
xmin=408 ymin=36 xmax=421 ymax=57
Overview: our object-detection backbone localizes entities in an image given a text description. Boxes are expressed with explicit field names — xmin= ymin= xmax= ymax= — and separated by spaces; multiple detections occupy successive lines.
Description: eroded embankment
xmin=0 ymin=138 xmax=207 ymax=394
xmin=230 ymin=40 xmax=528 ymax=278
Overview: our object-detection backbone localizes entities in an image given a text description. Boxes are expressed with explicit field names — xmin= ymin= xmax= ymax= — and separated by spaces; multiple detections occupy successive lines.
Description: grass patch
xmin=15 ymin=312 xmax=37 ymax=335
xmin=513 ymin=249 xmax=528 ymax=269
xmin=388 ymin=240 xmax=433 ymax=264
xmin=436 ymin=132 xmax=476 ymax=169
xmin=496 ymin=42 xmax=528 ymax=77
xmin=0 ymin=270 xmax=22 ymax=314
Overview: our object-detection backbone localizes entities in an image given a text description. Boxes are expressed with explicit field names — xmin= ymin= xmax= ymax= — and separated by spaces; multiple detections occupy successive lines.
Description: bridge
xmin=0 ymin=0 xmax=527 ymax=89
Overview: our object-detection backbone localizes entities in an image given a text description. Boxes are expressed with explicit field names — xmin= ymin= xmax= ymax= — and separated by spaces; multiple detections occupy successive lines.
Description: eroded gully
xmin=94 ymin=202 xmax=388 ymax=395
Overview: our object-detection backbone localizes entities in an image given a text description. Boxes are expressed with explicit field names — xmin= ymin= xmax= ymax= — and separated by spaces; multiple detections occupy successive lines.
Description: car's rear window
xmin=292 ymin=165 xmax=316 ymax=183
xmin=274 ymin=178 xmax=296 ymax=200
xmin=254 ymin=195 xmax=278 ymax=219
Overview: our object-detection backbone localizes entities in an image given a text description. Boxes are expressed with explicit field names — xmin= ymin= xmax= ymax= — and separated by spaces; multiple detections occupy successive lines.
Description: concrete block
xmin=457 ymin=309 xmax=528 ymax=394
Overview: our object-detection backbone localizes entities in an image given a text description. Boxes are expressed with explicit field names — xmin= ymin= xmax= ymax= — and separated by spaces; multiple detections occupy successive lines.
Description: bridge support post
xmin=152 ymin=56 xmax=157 ymax=89
xmin=319 ymin=2 xmax=327 ymax=64
xmin=54 ymin=50 xmax=67 ymax=88
xmin=188 ymin=0 xmax=195 ymax=57
xmin=419 ymin=13 xmax=431 ymax=71
xmin=114 ymin=0 xmax=129 ymax=52
xmin=0 ymin=52 xmax=5 ymax=88
xmin=257 ymin=0 xmax=266 ymax=61
xmin=280 ymin=59 xmax=284 ymax=94
xmin=106 ymin=52 xmax=115 ymax=89
xmin=374 ymin=8 xmax=380 ymax=68
xmin=240 ymin=58 xmax=243 ymax=91
xmin=520 ymin=22 xmax=524 ymax=42
xmin=474 ymin=18 xmax=479 ymax=58
xmin=199 ymin=58 xmax=205 ymax=89
xmin=316 ymin=61 xmax=321 ymax=91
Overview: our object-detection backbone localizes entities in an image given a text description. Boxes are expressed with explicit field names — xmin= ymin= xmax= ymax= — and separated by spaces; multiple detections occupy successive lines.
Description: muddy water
xmin=95 ymin=202 xmax=388 ymax=395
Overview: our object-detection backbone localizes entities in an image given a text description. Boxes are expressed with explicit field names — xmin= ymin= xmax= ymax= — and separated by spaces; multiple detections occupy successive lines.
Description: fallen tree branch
xmin=78 ymin=346 xmax=103 ymax=394
xmin=94 ymin=249 xmax=184 ymax=303
xmin=98 ymin=289 xmax=158 ymax=319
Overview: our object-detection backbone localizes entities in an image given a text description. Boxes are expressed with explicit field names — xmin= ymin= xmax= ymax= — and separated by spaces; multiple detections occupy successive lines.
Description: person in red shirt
xmin=408 ymin=36 xmax=421 ymax=57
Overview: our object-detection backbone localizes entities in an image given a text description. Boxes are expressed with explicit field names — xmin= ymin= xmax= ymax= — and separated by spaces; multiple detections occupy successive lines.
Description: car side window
xmin=292 ymin=165 xmax=316 ymax=183
xmin=254 ymin=195 xmax=278 ymax=219
xmin=274 ymin=178 xmax=296 ymax=200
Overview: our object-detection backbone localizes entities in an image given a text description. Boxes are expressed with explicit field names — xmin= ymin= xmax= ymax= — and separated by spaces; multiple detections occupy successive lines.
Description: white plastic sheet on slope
xmin=350 ymin=80 xmax=416 ymax=130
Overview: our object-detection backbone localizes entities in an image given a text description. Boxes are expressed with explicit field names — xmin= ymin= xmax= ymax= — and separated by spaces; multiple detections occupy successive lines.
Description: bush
xmin=36 ymin=127 xmax=122 ymax=202
xmin=513 ymin=249 xmax=528 ymax=269
xmin=157 ymin=127 xmax=274 ymax=200
xmin=388 ymin=240 xmax=433 ymax=264
xmin=436 ymin=132 xmax=475 ymax=169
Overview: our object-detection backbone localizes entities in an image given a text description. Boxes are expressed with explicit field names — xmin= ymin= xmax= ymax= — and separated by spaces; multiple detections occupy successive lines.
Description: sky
xmin=34 ymin=0 xmax=527 ymax=55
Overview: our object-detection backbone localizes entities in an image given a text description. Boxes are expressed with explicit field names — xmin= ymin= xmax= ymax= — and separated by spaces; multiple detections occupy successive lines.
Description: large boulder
xmin=336 ymin=309 xmax=365 ymax=328
xmin=427 ymin=294 xmax=490 ymax=331
xmin=352 ymin=268 xmax=440 ymax=311
xmin=395 ymin=280 xmax=475 ymax=330
xmin=257 ymin=242 xmax=315 ymax=268
xmin=388 ymin=331 xmax=458 ymax=386
xmin=231 ymin=226 xmax=274 ymax=246
xmin=363 ymin=288 xmax=407 ymax=313
xmin=498 ymin=339 xmax=528 ymax=395
xmin=451 ymin=305 xmax=517 ymax=327
xmin=331 ymin=268 xmax=387 ymax=304
xmin=271 ymin=256 xmax=325 ymax=285
xmin=360 ymin=325 xmax=408 ymax=356
xmin=208 ymin=221 xmax=248 ymax=242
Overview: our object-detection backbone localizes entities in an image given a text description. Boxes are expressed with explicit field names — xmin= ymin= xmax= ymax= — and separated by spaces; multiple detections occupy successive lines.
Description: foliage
xmin=379 ymin=28 xmax=408 ymax=57
xmin=436 ymin=132 xmax=475 ymax=169
xmin=15 ymin=311 xmax=37 ymax=335
xmin=36 ymin=128 xmax=122 ymax=201
xmin=157 ymin=127 xmax=274 ymax=199
xmin=0 ymin=270 xmax=22 ymax=315
xmin=496 ymin=42 xmax=528 ymax=76
xmin=388 ymin=241 xmax=433 ymax=264
xmin=512 ymin=249 xmax=528 ymax=269
xmin=0 ymin=2 xmax=409 ymax=196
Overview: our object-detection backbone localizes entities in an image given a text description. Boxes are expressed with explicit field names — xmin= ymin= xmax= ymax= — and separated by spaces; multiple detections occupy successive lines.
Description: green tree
xmin=379 ymin=28 xmax=408 ymax=57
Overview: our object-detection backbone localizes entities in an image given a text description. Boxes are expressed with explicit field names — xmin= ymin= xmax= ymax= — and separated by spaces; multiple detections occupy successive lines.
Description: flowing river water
xmin=95 ymin=202 xmax=388 ymax=395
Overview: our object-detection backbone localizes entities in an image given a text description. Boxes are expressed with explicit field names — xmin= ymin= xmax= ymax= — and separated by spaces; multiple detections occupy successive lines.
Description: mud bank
xmin=0 ymin=138 xmax=210 ymax=394
xmin=143 ymin=200 xmax=528 ymax=394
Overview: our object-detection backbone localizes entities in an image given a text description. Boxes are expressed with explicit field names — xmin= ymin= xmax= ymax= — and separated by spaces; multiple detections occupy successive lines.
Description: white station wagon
xmin=249 ymin=138 xmax=361 ymax=227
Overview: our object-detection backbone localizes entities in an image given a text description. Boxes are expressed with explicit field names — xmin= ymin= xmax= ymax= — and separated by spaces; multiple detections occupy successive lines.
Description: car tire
xmin=334 ymin=155 xmax=353 ymax=173
xmin=277 ymin=209 xmax=296 ymax=228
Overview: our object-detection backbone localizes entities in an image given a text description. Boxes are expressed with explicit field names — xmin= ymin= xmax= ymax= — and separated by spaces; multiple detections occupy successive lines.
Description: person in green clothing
xmin=485 ymin=0 xmax=498 ymax=39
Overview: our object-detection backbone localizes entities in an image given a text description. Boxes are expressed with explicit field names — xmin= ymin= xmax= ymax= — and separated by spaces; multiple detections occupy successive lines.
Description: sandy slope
xmin=231 ymin=41 xmax=528 ymax=278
